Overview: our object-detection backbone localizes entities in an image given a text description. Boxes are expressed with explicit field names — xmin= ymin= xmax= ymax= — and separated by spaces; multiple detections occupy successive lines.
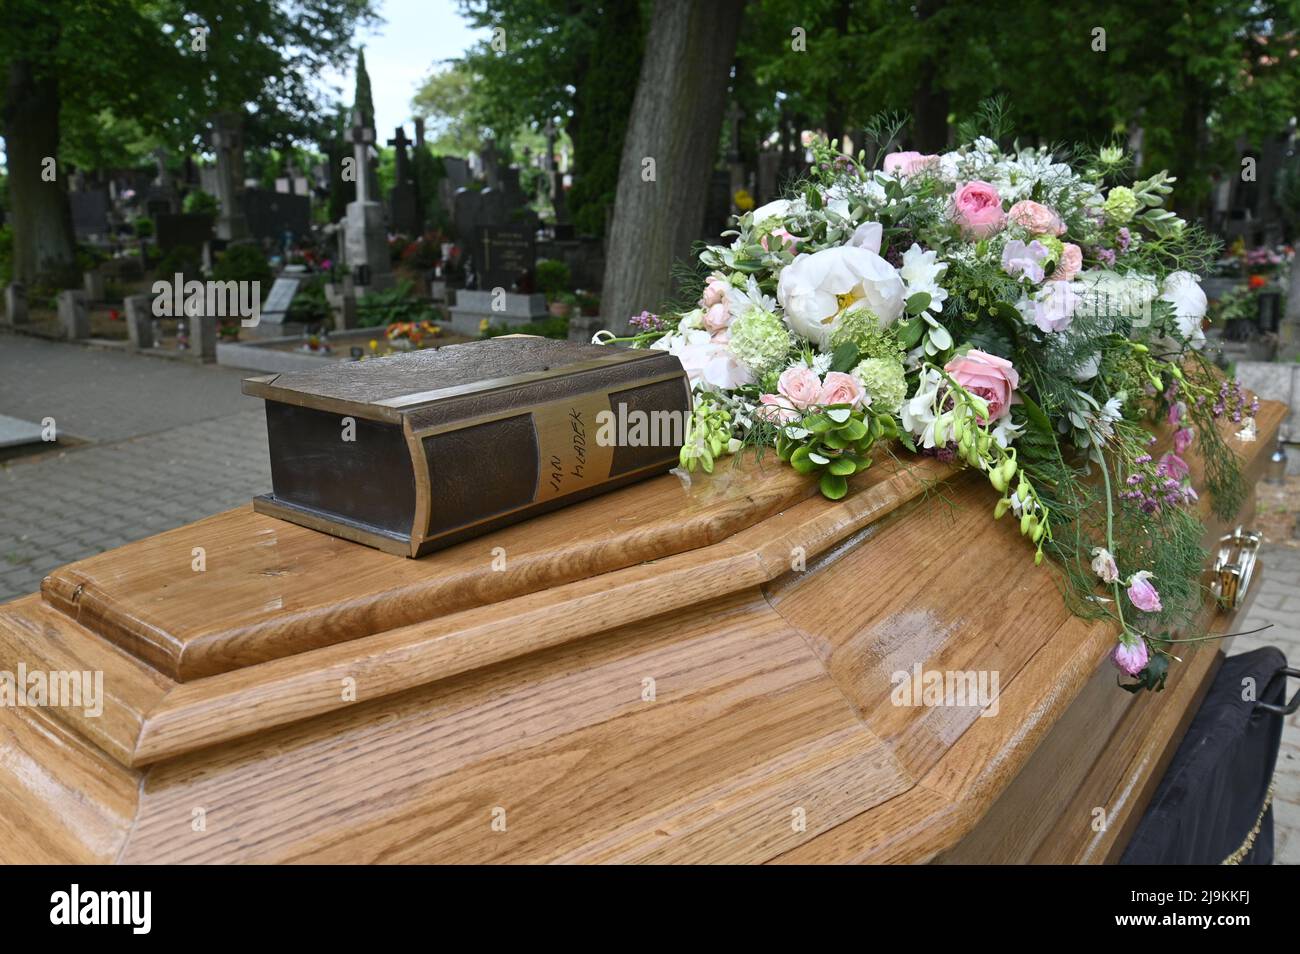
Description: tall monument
xmin=342 ymin=50 xmax=392 ymax=292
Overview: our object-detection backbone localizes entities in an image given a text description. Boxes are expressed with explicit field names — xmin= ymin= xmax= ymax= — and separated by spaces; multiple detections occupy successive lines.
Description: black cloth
xmin=1121 ymin=647 xmax=1286 ymax=865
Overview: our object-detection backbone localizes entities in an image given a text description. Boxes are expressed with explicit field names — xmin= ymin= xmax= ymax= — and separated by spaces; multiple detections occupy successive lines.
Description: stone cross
xmin=349 ymin=111 xmax=376 ymax=205
xmin=388 ymin=126 xmax=412 ymax=186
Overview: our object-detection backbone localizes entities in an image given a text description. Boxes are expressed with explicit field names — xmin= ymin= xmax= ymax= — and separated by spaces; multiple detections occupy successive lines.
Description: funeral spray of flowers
xmin=596 ymin=110 xmax=1258 ymax=692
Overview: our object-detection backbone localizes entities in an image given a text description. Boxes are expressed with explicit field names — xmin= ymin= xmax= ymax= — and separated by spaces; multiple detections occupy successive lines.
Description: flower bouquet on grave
xmin=597 ymin=107 xmax=1259 ymax=692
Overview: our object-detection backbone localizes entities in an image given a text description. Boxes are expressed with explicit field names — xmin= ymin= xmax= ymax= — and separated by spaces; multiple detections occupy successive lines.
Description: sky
xmin=333 ymin=0 xmax=487 ymax=141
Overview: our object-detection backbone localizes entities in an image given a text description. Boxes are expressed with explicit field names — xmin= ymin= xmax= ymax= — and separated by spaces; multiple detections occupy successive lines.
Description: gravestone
xmin=70 ymin=190 xmax=110 ymax=239
xmin=241 ymin=188 xmax=311 ymax=243
xmin=343 ymin=109 xmax=394 ymax=292
xmin=261 ymin=276 xmax=302 ymax=325
xmin=155 ymin=213 xmax=215 ymax=254
xmin=387 ymin=126 xmax=422 ymax=237
xmin=211 ymin=113 xmax=250 ymax=241
xmin=124 ymin=293 xmax=155 ymax=349
xmin=3 ymin=284 xmax=28 ymax=327
xmin=57 ymin=290 xmax=89 ymax=339
xmin=187 ymin=317 xmax=217 ymax=361
xmin=446 ymin=289 xmax=548 ymax=337
xmin=83 ymin=271 xmax=105 ymax=301
xmin=480 ymin=225 xmax=536 ymax=291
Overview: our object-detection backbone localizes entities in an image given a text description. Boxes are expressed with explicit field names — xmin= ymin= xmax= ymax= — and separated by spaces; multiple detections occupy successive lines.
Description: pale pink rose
xmin=1126 ymin=571 xmax=1162 ymax=613
xmin=1173 ymin=426 xmax=1194 ymax=455
xmin=1111 ymin=638 xmax=1149 ymax=676
xmin=777 ymin=366 xmax=823 ymax=410
xmin=760 ymin=228 xmax=798 ymax=253
xmin=1052 ymin=242 xmax=1083 ymax=282
xmin=883 ymin=151 xmax=939 ymax=177
xmin=819 ymin=371 xmax=866 ymax=408
xmin=702 ymin=301 xmax=731 ymax=334
xmin=701 ymin=276 xmax=730 ymax=309
xmin=950 ymin=180 xmax=1005 ymax=238
xmin=1007 ymin=199 xmax=1066 ymax=236
xmin=756 ymin=393 xmax=800 ymax=425
xmin=944 ymin=349 xmax=1020 ymax=420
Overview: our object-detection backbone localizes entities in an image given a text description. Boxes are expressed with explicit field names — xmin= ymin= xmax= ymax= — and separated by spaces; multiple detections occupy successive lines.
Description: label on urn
xmin=533 ymin=392 xmax=615 ymax=504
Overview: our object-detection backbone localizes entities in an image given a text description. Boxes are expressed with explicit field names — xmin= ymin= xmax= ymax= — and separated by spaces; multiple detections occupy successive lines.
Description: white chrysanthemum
xmin=898 ymin=243 xmax=948 ymax=314
xmin=776 ymin=245 xmax=905 ymax=349
xmin=727 ymin=275 xmax=777 ymax=322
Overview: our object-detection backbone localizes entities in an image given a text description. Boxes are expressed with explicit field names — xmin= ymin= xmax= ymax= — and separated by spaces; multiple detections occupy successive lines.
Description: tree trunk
xmin=910 ymin=0 xmax=949 ymax=152
xmin=599 ymin=0 xmax=744 ymax=334
xmin=3 ymin=58 xmax=77 ymax=286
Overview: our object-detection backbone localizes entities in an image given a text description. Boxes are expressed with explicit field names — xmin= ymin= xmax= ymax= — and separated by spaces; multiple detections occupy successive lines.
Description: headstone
xmin=387 ymin=125 xmax=422 ymax=237
xmin=240 ymin=188 xmax=310 ymax=243
xmin=3 ymin=284 xmax=28 ymax=327
xmin=83 ymin=270 xmax=105 ymax=301
xmin=70 ymin=190 xmax=110 ymax=239
xmin=480 ymin=225 xmax=536 ymax=291
xmin=0 ymin=414 xmax=44 ymax=449
xmin=124 ymin=293 xmax=155 ymax=349
xmin=57 ymin=290 xmax=89 ymax=340
xmin=261 ymin=276 xmax=301 ymax=325
xmin=447 ymin=288 xmax=547 ymax=337
xmin=155 ymin=213 xmax=215 ymax=254
xmin=211 ymin=113 xmax=250 ymax=241
xmin=342 ymin=109 xmax=394 ymax=291
xmin=188 ymin=316 xmax=217 ymax=361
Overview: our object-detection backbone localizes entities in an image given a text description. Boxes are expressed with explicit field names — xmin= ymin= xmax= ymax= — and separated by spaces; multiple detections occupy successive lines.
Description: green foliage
xmin=776 ymin=404 xmax=896 ymax=500
xmin=535 ymin=259 xmax=571 ymax=298
xmin=287 ymin=277 xmax=330 ymax=325
xmin=155 ymin=244 xmax=201 ymax=279
xmin=355 ymin=281 xmax=435 ymax=327
xmin=481 ymin=315 xmax=570 ymax=339
xmin=182 ymin=191 xmax=220 ymax=218
xmin=212 ymin=243 xmax=272 ymax=287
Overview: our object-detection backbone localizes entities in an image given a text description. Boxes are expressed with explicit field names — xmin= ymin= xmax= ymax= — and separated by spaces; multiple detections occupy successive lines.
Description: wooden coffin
xmin=0 ymin=400 xmax=1283 ymax=864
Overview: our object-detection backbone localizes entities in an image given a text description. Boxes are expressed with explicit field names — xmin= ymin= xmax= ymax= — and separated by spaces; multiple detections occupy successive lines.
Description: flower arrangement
xmin=385 ymin=320 xmax=441 ymax=349
xmin=598 ymin=114 xmax=1259 ymax=692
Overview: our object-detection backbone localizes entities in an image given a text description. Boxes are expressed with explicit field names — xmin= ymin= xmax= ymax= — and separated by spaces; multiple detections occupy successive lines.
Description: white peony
xmin=750 ymin=199 xmax=790 ymax=224
xmin=846 ymin=221 xmax=882 ymax=254
xmin=652 ymin=328 xmax=753 ymax=391
xmin=776 ymin=245 xmax=905 ymax=349
xmin=1159 ymin=271 xmax=1207 ymax=349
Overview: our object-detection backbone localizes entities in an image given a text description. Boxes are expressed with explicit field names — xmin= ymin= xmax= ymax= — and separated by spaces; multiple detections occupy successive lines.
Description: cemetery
xmin=1 ymin=0 xmax=1300 ymax=891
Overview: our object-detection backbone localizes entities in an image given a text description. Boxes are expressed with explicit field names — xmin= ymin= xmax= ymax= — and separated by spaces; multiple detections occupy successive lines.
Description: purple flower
xmin=1127 ymin=571 xmax=1162 ymax=613
xmin=1167 ymin=401 xmax=1184 ymax=427
xmin=1002 ymin=239 xmax=1050 ymax=284
xmin=1090 ymin=547 xmax=1120 ymax=584
xmin=1020 ymin=280 xmax=1079 ymax=333
xmin=1096 ymin=247 xmax=1117 ymax=267
xmin=1111 ymin=637 xmax=1150 ymax=676
xmin=1117 ymin=227 xmax=1132 ymax=252
xmin=1157 ymin=452 xmax=1190 ymax=481
xmin=1173 ymin=426 xmax=1194 ymax=455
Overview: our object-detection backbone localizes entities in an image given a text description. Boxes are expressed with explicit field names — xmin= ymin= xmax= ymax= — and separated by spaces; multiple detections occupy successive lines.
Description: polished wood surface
xmin=0 ymin=399 xmax=1283 ymax=864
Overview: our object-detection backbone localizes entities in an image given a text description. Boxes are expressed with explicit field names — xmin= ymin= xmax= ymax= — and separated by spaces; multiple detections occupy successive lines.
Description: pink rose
xmin=883 ymin=151 xmax=939 ymax=177
xmin=1111 ymin=638 xmax=1150 ymax=676
xmin=756 ymin=393 xmax=800 ymax=424
xmin=702 ymin=301 xmax=731 ymax=334
xmin=777 ymin=366 xmax=823 ymax=410
xmin=944 ymin=349 xmax=1020 ymax=420
xmin=701 ymin=276 xmax=730 ymax=309
xmin=1173 ymin=426 xmax=1194 ymax=455
xmin=1126 ymin=571 xmax=1162 ymax=613
xmin=1052 ymin=242 xmax=1083 ymax=282
xmin=819 ymin=371 xmax=866 ymax=408
xmin=761 ymin=228 xmax=798 ymax=253
xmin=1007 ymin=199 xmax=1066 ymax=236
xmin=950 ymin=180 xmax=1005 ymax=238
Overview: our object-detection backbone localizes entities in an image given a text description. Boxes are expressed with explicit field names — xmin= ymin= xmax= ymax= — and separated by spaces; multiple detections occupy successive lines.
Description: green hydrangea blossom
xmin=728 ymin=308 xmax=793 ymax=375
xmin=851 ymin=357 xmax=908 ymax=414
xmin=829 ymin=308 xmax=905 ymax=362
xmin=1103 ymin=186 xmax=1139 ymax=225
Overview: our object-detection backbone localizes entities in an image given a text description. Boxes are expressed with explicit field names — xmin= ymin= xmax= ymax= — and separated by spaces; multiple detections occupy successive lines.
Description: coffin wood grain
xmin=0 ymin=400 xmax=1281 ymax=864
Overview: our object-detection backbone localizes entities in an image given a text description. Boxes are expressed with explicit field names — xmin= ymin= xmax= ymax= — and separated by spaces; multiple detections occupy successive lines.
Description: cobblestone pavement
xmin=0 ymin=334 xmax=270 ymax=601
xmin=1230 ymin=542 xmax=1300 ymax=865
